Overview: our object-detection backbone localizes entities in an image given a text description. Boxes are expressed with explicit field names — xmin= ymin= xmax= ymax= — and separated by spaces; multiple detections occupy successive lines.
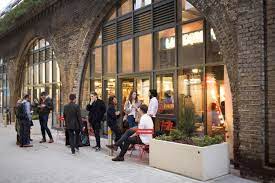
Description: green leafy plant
xmin=178 ymin=102 xmax=196 ymax=137
xmin=0 ymin=0 xmax=46 ymax=34
xmin=191 ymin=135 xmax=224 ymax=147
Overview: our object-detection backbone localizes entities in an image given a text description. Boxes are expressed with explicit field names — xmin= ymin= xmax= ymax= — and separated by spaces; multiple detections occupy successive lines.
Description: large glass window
xmin=178 ymin=68 xmax=204 ymax=135
xmin=23 ymin=38 xmax=61 ymax=127
xmin=180 ymin=20 xmax=204 ymax=66
xmin=156 ymin=28 xmax=176 ymax=69
xmin=206 ymin=65 xmax=225 ymax=136
xmin=104 ymin=44 xmax=116 ymax=74
xmin=121 ymin=39 xmax=133 ymax=73
xmin=157 ymin=74 xmax=175 ymax=115
xmin=137 ymin=34 xmax=152 ymax=72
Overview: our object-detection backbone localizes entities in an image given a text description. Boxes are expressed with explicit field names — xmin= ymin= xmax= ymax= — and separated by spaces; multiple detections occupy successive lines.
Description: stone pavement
xmin=0 ymin=123 xmax=258 ymax=183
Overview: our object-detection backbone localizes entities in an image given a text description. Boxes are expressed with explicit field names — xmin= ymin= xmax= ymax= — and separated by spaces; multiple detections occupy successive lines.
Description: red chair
xmin=56 ymin=115 xmax=65 ymax=141
xmin=160 ymin=121 xmax=173 ymax=134
xmin=129 ymin=129 xmax=154 ymax=159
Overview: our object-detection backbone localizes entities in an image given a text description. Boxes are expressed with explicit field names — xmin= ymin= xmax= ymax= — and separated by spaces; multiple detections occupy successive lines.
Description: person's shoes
xmin=112 ymin=156 xmax=124 ymax=161
xmin=39 ymin=139 xmax=46 ymax=143
xmin=16 ymin=141 xmax=20 ymax=146
xmin=106 ymin=144 xmax=118 ymax=151
xmin=76 ymin=147 xmax=79 ymax=152
xmin=72 ymin=150 xmax=76 ymax=154
xmin=95 ymin=147 xmax=101 ymax=152
xmin=48 ymin=139 xmax=54 ymax=143
xmin=30 ymin=139 xmax=33 ymax=141
xmin=92 ymin=145 xmax=97 ymax=149
xmin=23 ymin=144 xmax=33 ymax=147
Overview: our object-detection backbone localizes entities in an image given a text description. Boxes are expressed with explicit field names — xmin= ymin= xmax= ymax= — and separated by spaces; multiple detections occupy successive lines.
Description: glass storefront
xmin=22 ymin=39 xmax=61 ymax=128
xmin=82 ymin=0 xmax=230 ymax=137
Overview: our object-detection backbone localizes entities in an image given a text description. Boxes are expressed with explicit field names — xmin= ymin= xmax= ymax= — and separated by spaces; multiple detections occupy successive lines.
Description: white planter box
xmin=149 ymin=139 xmax=229 ymax=181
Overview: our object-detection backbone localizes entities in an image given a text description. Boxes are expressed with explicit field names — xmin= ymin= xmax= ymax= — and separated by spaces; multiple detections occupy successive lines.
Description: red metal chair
xmin=56 ymin=115 xmax=65 ymax=141
xmin=129 ymin=129 xmax=154 ymax=159
xmin=160 ymin=121 xmax=173 ymax=135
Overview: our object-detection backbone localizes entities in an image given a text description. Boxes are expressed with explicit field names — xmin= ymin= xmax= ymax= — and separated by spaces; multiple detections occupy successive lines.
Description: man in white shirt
xmin=112 ymin=104 xmax=154 ymax=162
xmin=147 ymin=89 xmax=158 ymax=131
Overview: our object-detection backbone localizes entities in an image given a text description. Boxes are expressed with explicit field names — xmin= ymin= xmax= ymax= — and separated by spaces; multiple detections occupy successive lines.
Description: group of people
xmin=15 ymin=92 xmax=54 ymax=147
xmin=15 ymin=88 xmax=159 ymax=162
xmin=65 ymin=89 xmax=158 ymax=161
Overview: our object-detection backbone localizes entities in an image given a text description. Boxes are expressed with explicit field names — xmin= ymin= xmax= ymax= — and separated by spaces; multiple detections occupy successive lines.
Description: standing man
xmin=86 ymin=92 xmax=106 ymax=151
xmin=38 ymin=92 xmax=54 ymax=143
xmin=63 ymin=94 xmax=83 ymax=154
xmin=18 ymin=94 xmax=33 ymax=147
xmin=148 ymin=89 xmax=158 ymax=131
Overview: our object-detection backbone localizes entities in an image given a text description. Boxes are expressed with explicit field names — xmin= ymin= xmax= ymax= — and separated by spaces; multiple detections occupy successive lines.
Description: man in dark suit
xmin=86 ymin=91 xmax=106 ymax=151
xmin=63 ymin=94 xmax=83 ymax=154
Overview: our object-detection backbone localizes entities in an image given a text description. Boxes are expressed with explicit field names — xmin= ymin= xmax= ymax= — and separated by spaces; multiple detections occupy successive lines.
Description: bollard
xmin=107 ymin=127 xmax=113 ymax=156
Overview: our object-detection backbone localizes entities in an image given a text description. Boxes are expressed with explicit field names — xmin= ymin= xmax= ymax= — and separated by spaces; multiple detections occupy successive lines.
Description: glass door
xmin=136 ymin=77 xmax=150 ymax=105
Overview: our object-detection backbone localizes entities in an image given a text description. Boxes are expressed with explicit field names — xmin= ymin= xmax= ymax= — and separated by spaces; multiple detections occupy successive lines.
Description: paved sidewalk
xmin=0 ymin=123 xmax=257 ymax=183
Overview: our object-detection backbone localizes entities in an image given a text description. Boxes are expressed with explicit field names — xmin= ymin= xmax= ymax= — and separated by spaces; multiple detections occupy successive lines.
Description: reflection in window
xmin=137 ymin=78 xmax=150 ymax=105
xmin=182 ymin=0 xmax=201 ymax=22
xmin=206 ymin=66 xmax=225 ymax=136
xmin=134 ymin=0 xmax=151 ymax=10
xmin=106 ymin=79 xmax=116 ymax=97
xmin=137 ymin=34 xmax=152 ymax=71
xmin=156 ymin=28 xmax=176 ymax=69
xmin=104 ymin=44 xmax=116 ymax=74
xmin=206 ymin=27 xmax=222 ymax=63
xmin=118 ymin=0 xmax=132 ymax=16
xmin=95 ymin=32 xmax=102 ymax=47
xmin=94 ymin=79 xmax=102 ymax=99
xmin=178 ymin=68 xmax=204 ymax=135
xmin=121 ymin=39 xmax=133 ymax=73
xmin=180 ymin=20 xmax=204 ymax=66
xmin=157 ymin=74 xmax=174 ymax=115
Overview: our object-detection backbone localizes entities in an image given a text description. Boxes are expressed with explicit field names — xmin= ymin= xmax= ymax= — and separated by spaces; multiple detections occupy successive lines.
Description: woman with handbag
xmin=124 ymin=90 xmax=141 ymax=128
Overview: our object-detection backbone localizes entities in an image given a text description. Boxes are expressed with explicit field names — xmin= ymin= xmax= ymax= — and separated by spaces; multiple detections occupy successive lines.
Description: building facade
xmin=0 ymin=0 xmax=274 ymax=182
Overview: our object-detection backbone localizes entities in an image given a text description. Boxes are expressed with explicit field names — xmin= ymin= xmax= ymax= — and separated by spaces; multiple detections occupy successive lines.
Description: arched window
xmin=23 ymin=38 xmax=61 ymax=127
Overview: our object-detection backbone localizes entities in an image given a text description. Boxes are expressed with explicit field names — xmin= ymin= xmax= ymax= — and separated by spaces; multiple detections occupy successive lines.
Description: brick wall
xmin=267 ymin=0 xmax=275 ymax=166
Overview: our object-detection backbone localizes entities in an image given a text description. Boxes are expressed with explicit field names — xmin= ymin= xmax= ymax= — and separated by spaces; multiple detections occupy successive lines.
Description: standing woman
xmin=106 ymin=96 xmax=122 ymax=145
xmin=124 ymin=90 xmax=141 ymax=128
xmin=147 ymin=89 xmax=158 ymax=130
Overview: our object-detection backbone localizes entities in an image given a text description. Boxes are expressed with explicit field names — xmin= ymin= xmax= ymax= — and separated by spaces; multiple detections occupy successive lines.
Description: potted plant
xmin=149 ymin=100 xmax=229 ymax=181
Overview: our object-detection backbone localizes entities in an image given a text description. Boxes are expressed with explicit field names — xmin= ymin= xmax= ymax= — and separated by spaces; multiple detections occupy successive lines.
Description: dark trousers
xmin=39 ymin=114 xmax=53 ymax=140
xmin=115 ymin=129 xmax=135 ymax=147
xmin=19 ymin=120 xmax=30 ymax=146
xmin=119 ymin=135 xmax=143 ymax=158
xmin=127 ymin=115 xmax=136 ymax=128
xmin=91 ymin=123 xmax=101 ymax=148
xmin=68 ymin=129 xmax=80 ymax=153
xmin=109 ymin=124 xmax=122 ymax=143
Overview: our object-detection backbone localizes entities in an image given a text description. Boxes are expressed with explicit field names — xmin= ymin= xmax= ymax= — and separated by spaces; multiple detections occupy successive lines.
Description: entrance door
xmin=120 ymin=76 xmax=150 ymax=110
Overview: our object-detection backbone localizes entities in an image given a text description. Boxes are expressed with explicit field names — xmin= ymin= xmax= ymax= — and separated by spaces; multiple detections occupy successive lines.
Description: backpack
xmin=15 ymin=103 xmax=27 ymax=120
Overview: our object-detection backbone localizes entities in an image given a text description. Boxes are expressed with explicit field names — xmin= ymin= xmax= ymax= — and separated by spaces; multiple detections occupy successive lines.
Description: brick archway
xmin=77 ymin=0 xmax=240 ymax=164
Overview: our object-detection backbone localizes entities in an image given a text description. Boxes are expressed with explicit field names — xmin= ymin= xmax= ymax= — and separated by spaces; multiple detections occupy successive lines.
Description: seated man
xmin=111 ymin=104 xmax=154 ymax=161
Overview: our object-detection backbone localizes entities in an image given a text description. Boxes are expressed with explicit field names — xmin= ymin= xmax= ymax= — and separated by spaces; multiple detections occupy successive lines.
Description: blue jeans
xmin=127 ymin=115 xmax=137 ymax=128
xmin=39 ymin=114 xmax=53 ymax=140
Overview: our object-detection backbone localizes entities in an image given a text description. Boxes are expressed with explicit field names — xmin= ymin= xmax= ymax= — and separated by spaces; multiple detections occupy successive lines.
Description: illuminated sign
xmin=162 ymin=30 xmax=203 ymax=50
